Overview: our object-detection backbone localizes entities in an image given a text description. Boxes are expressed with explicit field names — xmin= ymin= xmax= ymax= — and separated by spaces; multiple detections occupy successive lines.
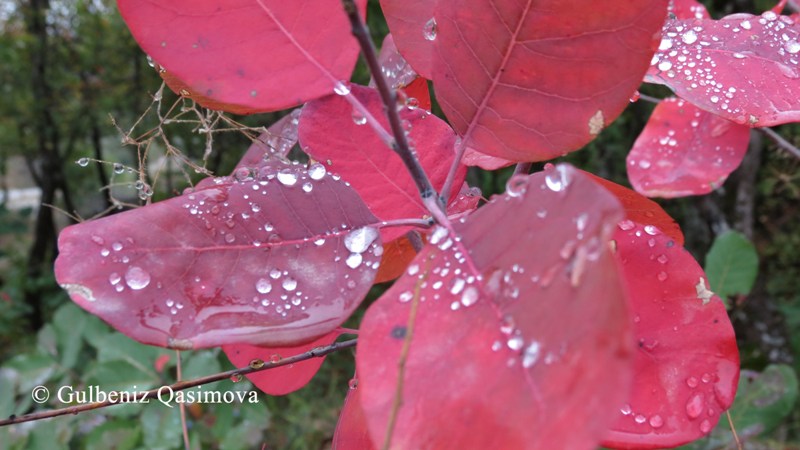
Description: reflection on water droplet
xmin=634 ymin=414 xmax=646 ymax=424
xmin=687 ymin=376 xmax=699 ymax=388
xmin=700 ymin=419 xmax=712 ymax=433
xmin=507 ymin=335 xmax=523 ymax=351
xmin=521 ymin=341 xmax=541 ymax=368
xmin=282 ymin=277 xmax=297 ymax=291
xmin=125 ymin=266 xmax=151 ymax=290
xmin=399 ymin=291 xmax=413 ymax=303
xmin=352 ymin=110 xmax=367 ymax=125
xmin=76 ymin=158 xmax=89 ymax=167
xmin=618 ymin=220 xmax=635 ymax=231
xmin=505 ymin=174 xmax=529 ymax=198
xmin=649 ymin=415 xmax=664 ymax=428
xmin=686 ymin=393 xmax=705 ymax=418
xmin=348 ymin=378 xmax=358 ymax=389
xmin=785 ymin=40 xmax=800 ymax=54
xmin=620 ymin=404 xmax=632 ymax=415
xmin=270 ymin=268 xmax=282 ymax=279
xmin=461 ymin=286 xmax=479 ymax=307
xmin=423 ymin=18 xmax=437 ymax=41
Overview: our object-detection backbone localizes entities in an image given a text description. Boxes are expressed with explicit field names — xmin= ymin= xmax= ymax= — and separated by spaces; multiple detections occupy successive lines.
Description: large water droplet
xmin=345 ymin=227 xmax=379 ymax=254
xmin=282 ymin=278 xmax=297 ymax=291
xmin=544 ymin=165 xmax=570 ymax=192
xmin=307 ymin=163 xmax=327 ymax=180
xmin=276 ymin=170 xmax=298 ymax=186
xmin=333 ymin=81 xmax=350 ymax=96
xmin=346 ymin=253 xmax=363 ymax=269
xmin=521 ymin=341 xmax=541 ymax=368
xmin=256 ymin=278 xmax=272 ymax=294
xmin=785 ymin=39 xmax=800 ymax=54
xmin=460 ymin=286 xmax=479 ymax=307
xmin=686 ymin=393 xmax=705 ymax=419
xmin=125 ymin=266 xmax=151 ymax=290
xmin=76 ymin=157 xmax=89 ymax=167
xmin=682 ymin=30 xmax=698 ymax=44
xmin=649 ymin=415 xmax=664 ymax=428
xmin=423 ymin=18 xmax=437 ymax=41
xmin=505 ymin=174 xmax=529 ymax=198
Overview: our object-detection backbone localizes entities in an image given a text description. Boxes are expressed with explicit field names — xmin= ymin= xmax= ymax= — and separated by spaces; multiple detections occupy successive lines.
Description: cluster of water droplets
xmin=649 ymin=11 xmax=800 ymax=124
xmin=89 ymin=235 xmax=155 ymax=296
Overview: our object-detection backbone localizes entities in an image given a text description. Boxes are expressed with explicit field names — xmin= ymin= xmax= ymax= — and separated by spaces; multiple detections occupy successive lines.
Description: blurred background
xmin=0 ymin=0 xmax=798 ymax=448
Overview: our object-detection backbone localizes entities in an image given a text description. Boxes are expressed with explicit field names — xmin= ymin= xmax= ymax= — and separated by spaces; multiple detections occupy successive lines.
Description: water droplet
xmin=348 ymin=378 xmax=358 ymax=389
xmin=225 ymin=233 xmax=236 ymax=244
xmin=399 ymin=291 xmax=413 ymax=303
xmin=308 ymin=163 xmax=327 ymax=180
xmin=544 ymin=165 xmax=570 ymax=192
xmin=100 ymin=248 xmax=110 ymax=257
xmin=113 ymin=163 xmax=124 ymax=174
xmin=256 ymin=278 xmax=272 ymax=294
xmin=125 ymin=266 xmax=151 ymax=290
xmin=649 ymin=415 xmax=664 ymax=428
xmin=785 ymin=40 xmax=800 ymax=54
xmin=346 ymin=253 xmax=363 ymax=269
xmin=269 ymin=268 xmax=282 ymax=279
xmin=634 ymin=414 xmax=647 ymax=424
xmin=423 ymin=18 xmax=437 ymax=41
xmin=507 ymin=335 xmax=524 ymax=351
xmin=657 ymin=254 xmax=669 ymax=264
xmin=644 ymin=225 xmax=659 ymax=235
xmin=659 ymin=37 xmax=673 ymax=50
xmin=282 ymin=277 xmax=297 ymax=291
xmin=345 ymin=227 xmax=379 ymax=254
xmin=618 ymin=220 xmax=636 ymax=231
xmin=658 ymin=60 xmax=673 ymax=71
xmin=686 ymin=393 xmax=705 ymax=418
xmin=108 ymin=273 xmax=121 ymax=286
xmin=407 ymin=264 xmax=419 ymax=276
xmin=620 ymin=404 xmax=632 ymax=415
xmin=682 ymin=30 xmax=698 ymax=44
xmin=505 ymin=174 xmax=529 ymax=197
xmin=352 ymin=110 xmax=367 ymax=125
xmin=461 ymin=286 xmax=479 ymax=307
xmin=521 ymin=341 xmax=541 ymax=368
xmin=686 ymin=376 xmax=699 ymax=388
xmin=276 ymin=170 xmax=298 ymax=186
xmin=76 ymin=158 xmax=89 ymax=167
xmin=230 ymin=374 xmax=243 ymax=383
xmin=333 ymin=81 xmax=350 ymax=95
xmin=699 ymin=419 xmax=712 ymax=433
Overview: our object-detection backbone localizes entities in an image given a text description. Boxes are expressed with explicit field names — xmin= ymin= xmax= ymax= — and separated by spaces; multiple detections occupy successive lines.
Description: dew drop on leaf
xmin=423 ymin=17 xmax=437 ymax=41
xmin=76 ymin=157 xmax=89 ymax=167
xmin=346 ymin=253 xmax=363 ymax=269
xmin=344 ymin=227 xmax=379 ymax=254
xmin=276 ymin=169 xmax=298 ymax=186
xmin=124 ymin=266 xmax=151 ymax=290
xmin=334 ymin=81 xmax=351 ymax=96
xmin=256 ymin=278 xmax=272 ymax=294
xmin=307 ymin=163 xmax=327 ymax=180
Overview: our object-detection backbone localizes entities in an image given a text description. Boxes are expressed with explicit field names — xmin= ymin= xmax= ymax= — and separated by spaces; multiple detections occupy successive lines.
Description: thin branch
xmin=726 ymin=410 xmax=743 ymax=450
xmin=637 ymin=93 xmax=663 ymax=104
xmin=513 ymin=162 xmax=532 ymax=176
xmin=382 ymin=261 xmax=428 ymax=450
xmin=0 ymin=339 xmax=357 ymax=427
xmin=379 ymin=218 xmax=434 ymax=229
xmin=340 ymin=0 xmax=443 ymax=213
xmin=176 ymin=350 xmax=191 ymax=450
xmin=758 ymin=126 xmax=800 ymax=159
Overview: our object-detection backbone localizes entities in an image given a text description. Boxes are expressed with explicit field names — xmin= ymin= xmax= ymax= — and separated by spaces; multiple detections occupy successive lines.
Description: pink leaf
xmin=627 ymin=97 xmax=750 ymax=198
xmin=357 ymin=165 xmax=635 ymax=449
xmin=55 ymin=161 xmax=381 ymax=349
xmin=298 ymin=85 xmax=466 ymax=242
xmin=583 ymin=171 xmax=685 ymax=246
xmin=603 ymin=222 xmax=740 ymax=449
xmin=117 ymin=0 xmax=366 ymax=114
xmin=384 ymin=0 xmax=668 ymax=161
xmin=373 ymin=34 xmax=419 ymax=90
xmin=222 ymin=330 xmax=341 ymax=395
xmin=233 ymin=110 xmax=301 ymax=171
xmin=332 ymin=383 xmax=375 ymax=450
xmin=462 ymin=146 xmax=515 ymax=170
xmin=646 ymin=12 xmax=800 ymax=126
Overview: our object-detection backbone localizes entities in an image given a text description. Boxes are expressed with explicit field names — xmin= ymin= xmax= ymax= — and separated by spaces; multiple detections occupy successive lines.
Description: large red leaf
xmin=626 ymin=97 xmax=750 ymax=198
xmin=298 ymin=85 xmax=466 ymax=242
xmin=222 ymin=330 xmax=341 ymax=396
xmin=583 ymin=171 xmax=685 ymax=245
xmin=55 ymin=161 xmax=381 ymax=349
xmin=646 ymin=12 xmax=800 ymax=126
xmin=332 ymin=382 xmax=375 ymax=450
xmin=602 ymin=223 xmax=740 ymax=449
xmin=117 ymin=0 xmax=366 ymax=114
xmin=383 ymin=0 xmax=667 ymax=161
xmin=358 ymin=165 xmax=634 ymax=449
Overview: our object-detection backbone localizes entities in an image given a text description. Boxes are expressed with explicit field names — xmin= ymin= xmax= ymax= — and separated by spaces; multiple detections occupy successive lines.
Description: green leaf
xmin=139 ymin=405 xmax=182 ymax=450
xmin=91 ymin=333 xmax=170 ymax=377
xmin=52 ymin=303 xmax=92 ymax=369
xmin=704 ymin=231 xmax=759 ymax=299
xmin=83 ymin=420 xmax=141 ymax=450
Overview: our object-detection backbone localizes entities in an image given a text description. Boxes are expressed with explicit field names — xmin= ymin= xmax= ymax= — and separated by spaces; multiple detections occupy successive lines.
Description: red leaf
xmin=384 ymin=0 xmax=668 ymax=161
xmin=233 ymin=110 xmax=301 ymax=171
xmin=669 ymin=0 xmax=710 ymax=20
xmin=373 ymin=236 xmax=419 ymax=284
xmin=583 ymin=171 xmax=685 ymax=246
xmin=154 ymin=354 xmax=171 ymax=373
xmin=646 ymin=12 xmax=800 ymax=126
xmin=626 ymin=97 xmax=750 ymax=198
xmin=603 ymin=222 xmax=740 ymax=449
xmin=358 ymin=165 xmax=635 ymax=449
xmin=401 ymin=77 xmax=432 ymax=112
xmin=118 ymin=0 xmax=366 ymax=114
xmin=462 ymin=146 xmax=515 ymax=170
xmin=298 ymin=85 xmax=466 ymax=242
xmin=374 ymin=34 xmax=420 ymax=91
xmin=55 ymin=161 xmax=381 ymax=349
xmin=222 ymin=330 xmax=340 ymax=396
xmin=332 ymin=383 xmax=375 ymax=450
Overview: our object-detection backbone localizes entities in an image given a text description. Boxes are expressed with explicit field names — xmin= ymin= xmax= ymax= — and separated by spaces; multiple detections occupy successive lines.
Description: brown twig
xmin=0 ymin=339 xmax=357 ymax=427
xmin=340 ymin=0 xmax=443 ymax=213
xmin=758 ymin=126 xmax=800 ymax=159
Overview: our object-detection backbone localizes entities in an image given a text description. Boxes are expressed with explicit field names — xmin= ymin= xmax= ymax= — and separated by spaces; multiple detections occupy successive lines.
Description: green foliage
xmin=704 ymin=230 xmax=759 ymax=301
xmin=679 ymin=365 xmax=799 ymax=449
